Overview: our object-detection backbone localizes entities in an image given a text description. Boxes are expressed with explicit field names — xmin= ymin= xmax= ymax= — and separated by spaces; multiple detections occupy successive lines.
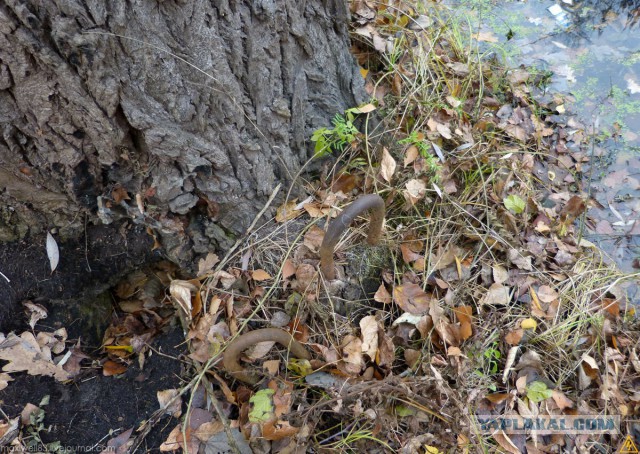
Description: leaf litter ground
xmin=1 ymin=1 xmax=639 ymax=453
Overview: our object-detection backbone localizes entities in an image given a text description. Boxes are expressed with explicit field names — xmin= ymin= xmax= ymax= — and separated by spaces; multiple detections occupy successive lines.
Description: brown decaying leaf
xmin=380 ymin=147 xmax=396 ymax=182
xmin=360 ymin=315 xmax=379 ymax=359
xmin=303 ymin=225 xmax=325 ymax=252
xmin=0 ymin=332 xmax=70 ymax=381
xmin=158 ymin=389 xmax=182 ymax=418
xmin=103 ymin=359 xmax=127 ymax=377
xmin=282 ymin=260 xmax=296 ymax=280
xmin=393 ymin=283 xmax=432 ymax=314
xmin=275 ymin=200 xmax=302 ymax=222
xmin=505 ymin=329 xmax=524 ymax=346
xmin=251 ymin=269 xmax=271 ymax=281
xmin=481 ymin=283 xmax=511 ymax=306
xmin=374 ymin=283 xmax=392 ymax=304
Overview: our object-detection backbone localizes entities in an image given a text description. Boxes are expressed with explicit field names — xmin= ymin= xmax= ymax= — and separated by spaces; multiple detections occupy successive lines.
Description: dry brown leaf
xmin=403 ymin=179 xmax=427 ymax=206
xmin=103 ymin=359 xmax=127 ymax=377
xmin=158 ymin=389 xmax=182 ymax=418
xmin=0 ymin=332 xmax=70 ymax=381
xmin=262 ymin=419 xmax=299 ymax=441
xmin=400 ymin=243 xmax=423 ymax=264
xmin=359 ymin=316 xmax=379 ymax=359
xmin=251 ymin=269 xmax=271 ymax=281
xmin=275 ymin=200 xmax=302 ymax=222
xmin=393 ymin=283 xmax=432 ymax=314
xmin=536 ymin=285 xmax=558 ymax=303
xmin=303 ymin=225 xmax=325 ymax=252
xmin=340 ymin=335 xmax=364 ymax=375
xmin=404 ymin=145 xmax=419 ymax=167
xmin=197 ymin=252 xmax=219 ymax=277
xmin=493 ymin=430 xmax=521 ymax=454
xmin=505 ymin=329 xmax=524 ymax=346
xmin=282 ymin=260 xmax=296 ymax=280
xmin=551 ymin=390 xmax=574 ymax=410
xmin=481 ymin=283 xmax=511 ymax=306
xmin=380 ymin=147 xmax=396 ymax=182
xmin=492 ymin=265 xmax=509 ymax=284
xmin=374 ymin=283 xmax=392 ymax=304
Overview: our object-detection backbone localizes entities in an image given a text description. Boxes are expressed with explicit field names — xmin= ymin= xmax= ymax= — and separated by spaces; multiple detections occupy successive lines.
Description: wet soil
xmin=0 ymin=221 xmax=186 ymax=450
xmin=0 ymin=221 xmax=158 ymax=333
xmin=0 ymin=326 xmax=184 ymax=450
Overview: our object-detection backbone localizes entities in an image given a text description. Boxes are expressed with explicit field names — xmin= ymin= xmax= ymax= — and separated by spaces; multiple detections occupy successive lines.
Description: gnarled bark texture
xmin=0 ymin=0 xmax=364 ymax=327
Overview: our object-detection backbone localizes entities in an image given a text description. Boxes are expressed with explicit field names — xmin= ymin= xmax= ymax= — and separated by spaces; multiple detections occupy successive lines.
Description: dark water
xmin=444 ymin=0 xmax=640 ymax=299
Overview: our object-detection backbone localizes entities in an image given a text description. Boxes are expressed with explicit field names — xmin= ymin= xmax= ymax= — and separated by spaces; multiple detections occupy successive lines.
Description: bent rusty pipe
xmin=222 ymin=328 xmax=311 ymax=385
xmin=319 ymin=194 xmax=385 ymax=280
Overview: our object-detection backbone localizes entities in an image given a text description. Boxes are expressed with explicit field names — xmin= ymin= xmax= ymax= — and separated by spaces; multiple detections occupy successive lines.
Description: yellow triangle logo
xmin=619 ymin=435 xmax=639 ymax=454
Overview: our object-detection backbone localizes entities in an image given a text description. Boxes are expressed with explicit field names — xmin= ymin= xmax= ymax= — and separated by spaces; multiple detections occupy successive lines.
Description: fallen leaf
xmin=0 ymin=332 xmax=70 ymax=381
xmin=403 ymin=179 xmax=427 ymax=206
xmin=536 ymin=285 xmax=558 ymax=303
xmin=359 ymin=316 xmax=379 ymax=359
xmin=275 ymin=200 xmax=302 ymax=222
xmin=20 ymin=403 xmax=40 ymax=425
xmin=303 ymin=225 xmax=325 ymax=252
xmin=251 ymin=269 xmax=271 ymax=281
xmin=551 ymin=390 xmax=574 ymax=410
xmin=46 ymin=232 xmax=59 ymax=273
xmin=393 ymin=283 xmax=432 ymax=314
xmin=481 ymin=283 xmax=511 ymax=306
xmin=380 ymin=147 xmax=396 ymax=183
xmin=103 ymin=360 xmax=127 ymax=376
xmin=197 ymin=252 xmax=219 ymax=276
xmin=505 ymin=329 xmax=524 ymax=346
xmin=158 ymin=389 xmax=182 ymax=417
xmin=492 ymin=265 xmax=509 ymax=284
xmin=282 ymin=260 xmax=296 ymax=280
xmin=23 ymin=301 xmax=47 ymax=329
xmin=107 ymin=427 xmax=134 ymax=453
xmin=521 ymin=318 xmax=537 ymax=330
xmin=374 ymin=284 xmax=392 ymax=304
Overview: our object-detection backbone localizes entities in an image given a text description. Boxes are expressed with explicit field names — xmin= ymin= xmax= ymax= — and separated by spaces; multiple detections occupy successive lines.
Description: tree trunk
xmin=0 ymin=0 xmax=365 ymax=327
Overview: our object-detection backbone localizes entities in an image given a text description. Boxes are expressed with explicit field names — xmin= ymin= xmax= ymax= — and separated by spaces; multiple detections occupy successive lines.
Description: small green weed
xmin=398 ymin=131 xmax=442 ymax=178
xmin=23 ymin=395 xmax=63 ymax=452
xmin=311 ymin=110 xmax=360 ymax=158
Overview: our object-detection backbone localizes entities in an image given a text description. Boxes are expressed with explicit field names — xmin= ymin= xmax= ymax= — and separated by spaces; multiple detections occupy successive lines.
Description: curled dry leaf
xmin=380 ymin=147 xmax=396 ymax=183
xmin=23 ymin=301 xmax=47 ymax=329
xmin=359 ymin=316 xmax=379 ymax=359
xmin=46 ymin=232 xmax=59 ymax=273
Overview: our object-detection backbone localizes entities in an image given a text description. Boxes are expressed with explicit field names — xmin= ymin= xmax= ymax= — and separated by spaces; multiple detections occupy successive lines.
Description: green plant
xmin=311 ymin=110 xmax=361 ymax=158
xmin=398 ymin=131 xmax=442 ymax=177
xmin=23 ymin=395 xmax=62 ymax=452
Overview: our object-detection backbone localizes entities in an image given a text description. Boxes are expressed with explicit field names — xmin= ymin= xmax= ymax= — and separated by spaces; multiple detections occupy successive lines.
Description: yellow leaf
xmin=359 ymin=67 xmax=369 ymax=78
xmin=521 ymin=318 xmax=537 ymax=330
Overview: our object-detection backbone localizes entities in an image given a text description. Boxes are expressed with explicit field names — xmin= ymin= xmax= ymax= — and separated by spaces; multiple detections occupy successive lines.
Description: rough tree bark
xmin=0 ymin=1 xmax=365 ymax=327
